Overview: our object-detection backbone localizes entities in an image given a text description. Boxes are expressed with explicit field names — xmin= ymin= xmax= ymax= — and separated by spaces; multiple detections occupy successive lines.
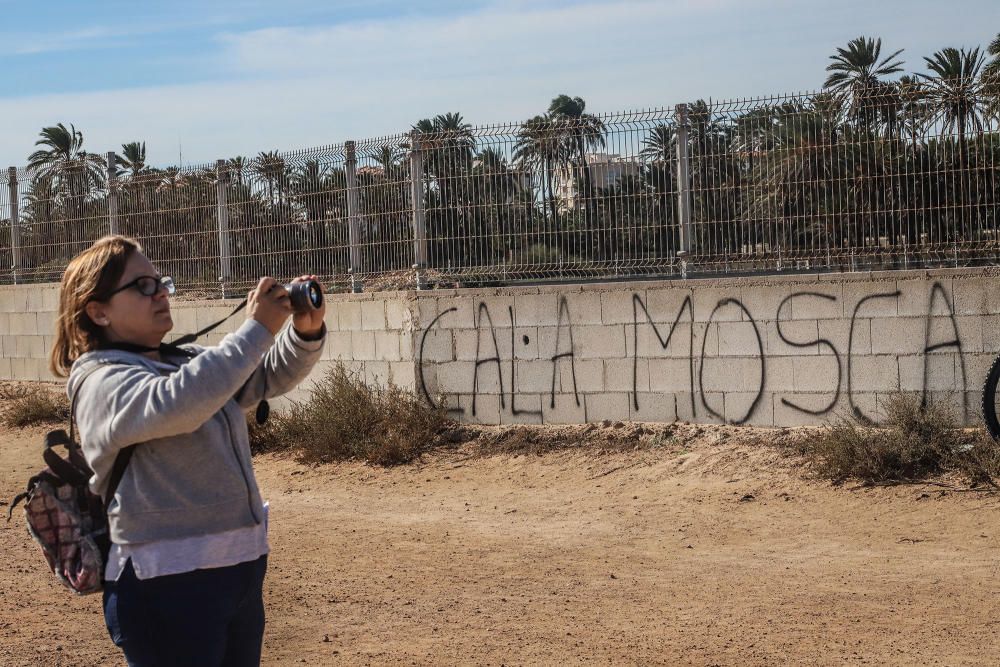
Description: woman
xmin=50 ymin=236 xmax=327 ymax=666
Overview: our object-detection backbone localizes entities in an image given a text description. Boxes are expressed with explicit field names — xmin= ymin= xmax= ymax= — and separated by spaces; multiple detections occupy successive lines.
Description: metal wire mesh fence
xmin=2 ymin=87 xmax=999 ymax=294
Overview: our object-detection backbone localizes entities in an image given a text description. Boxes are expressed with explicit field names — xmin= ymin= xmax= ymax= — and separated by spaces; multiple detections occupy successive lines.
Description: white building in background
xmin=553 ymin=153 xmax=640 ymax=210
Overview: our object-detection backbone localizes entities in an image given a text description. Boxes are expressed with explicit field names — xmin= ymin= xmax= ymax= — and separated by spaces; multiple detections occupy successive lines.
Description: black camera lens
xmin=286 ymin=279 xmax=323 ymax=313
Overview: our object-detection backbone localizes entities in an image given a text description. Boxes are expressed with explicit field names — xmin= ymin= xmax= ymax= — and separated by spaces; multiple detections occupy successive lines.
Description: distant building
xmin=554 ymin=153 xmax=640 ymax=210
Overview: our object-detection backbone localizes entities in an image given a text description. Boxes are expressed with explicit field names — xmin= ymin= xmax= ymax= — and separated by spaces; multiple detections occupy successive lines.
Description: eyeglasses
xmin=107 ymin=275 xmax=176 ymax=298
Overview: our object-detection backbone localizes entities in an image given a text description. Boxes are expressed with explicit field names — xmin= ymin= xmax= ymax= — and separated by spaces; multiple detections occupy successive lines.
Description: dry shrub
xmin=798 ymin=393 xmax=1000 ymax=487
xmin=0 ymin=383 xmax=70 ymax=428
xmin=248 ymin=364 xmax=448 ymax=466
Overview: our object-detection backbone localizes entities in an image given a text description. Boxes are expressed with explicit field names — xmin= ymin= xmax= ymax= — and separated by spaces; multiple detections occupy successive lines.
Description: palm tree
xmin=984 ymin=33 xmax=1000 ymax=117
xmin=252 ymin=151 xmax=287 ymax=204
xmin=640 ymin=124 xmax=676 ymax=163
xmin=118 ymin=141 xmax=147 ymax=178
xmin=26 ymin=123 xmax=106 ymax=251
xmin=514 ymin=114 xmax=567 ymax=222
xmin=547 ymin=95 xmax=606 ymax=218
xmin=919 ymin=47 xmax=987 ymax=158
xmin=824 ymin=36 xmax=904 ymax=132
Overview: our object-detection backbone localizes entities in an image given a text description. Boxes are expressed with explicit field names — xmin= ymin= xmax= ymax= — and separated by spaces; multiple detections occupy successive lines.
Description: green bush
xmin=248 ymin=363 xmax=448 ymax=466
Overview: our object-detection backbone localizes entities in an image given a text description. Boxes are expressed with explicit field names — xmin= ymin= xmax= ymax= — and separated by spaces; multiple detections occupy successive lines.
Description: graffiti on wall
xmin=418 ymin=282 xmax=968 ymax=424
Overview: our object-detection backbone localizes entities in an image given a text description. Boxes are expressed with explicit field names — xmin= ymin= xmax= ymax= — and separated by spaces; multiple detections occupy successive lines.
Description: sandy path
xmin=2 ymin=424 xmax=999 ymax=666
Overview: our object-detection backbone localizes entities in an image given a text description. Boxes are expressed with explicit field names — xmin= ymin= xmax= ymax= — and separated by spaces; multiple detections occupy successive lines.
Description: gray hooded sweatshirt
xmin=67 ymin=318 xmax=325 ymax=544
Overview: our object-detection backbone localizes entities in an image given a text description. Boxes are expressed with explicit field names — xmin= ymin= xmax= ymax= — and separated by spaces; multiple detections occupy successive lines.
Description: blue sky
xmin=0 ymin=0 xmax=997 ymax=168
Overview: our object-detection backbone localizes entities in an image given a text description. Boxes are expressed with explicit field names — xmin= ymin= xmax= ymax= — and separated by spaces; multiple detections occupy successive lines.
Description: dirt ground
xmin=2 ymin=420 xmax=1000 ymax=667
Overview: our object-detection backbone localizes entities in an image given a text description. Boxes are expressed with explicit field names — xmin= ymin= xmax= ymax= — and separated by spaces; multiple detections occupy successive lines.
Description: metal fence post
xmin=106 ymin=151 xmax=118 ymax=235
xmin=7 ymin=167 xmax=20 ymax=284
xmin=674 ymin=104 xmax=693 ymax=257
xmin=345 ymin=141 xmax=363 ymax=292
xmin=409 ymin=130 xmax=428 ymax=288
xmin=215 ymin=159 xmax=232 ymax=296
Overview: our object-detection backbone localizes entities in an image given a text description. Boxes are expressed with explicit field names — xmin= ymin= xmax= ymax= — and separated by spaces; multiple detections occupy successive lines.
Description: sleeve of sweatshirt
xmin=75 ymin=319 xmax=275 ymax=454
xmin=233 ymin=323 xmax=326 ymax=410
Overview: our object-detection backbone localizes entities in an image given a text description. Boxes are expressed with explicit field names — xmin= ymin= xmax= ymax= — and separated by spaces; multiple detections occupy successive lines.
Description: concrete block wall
xmin=411 ymin=268 xmax=998 ymax=427
xmin=1 ymin=267 xmax=996 ymax=427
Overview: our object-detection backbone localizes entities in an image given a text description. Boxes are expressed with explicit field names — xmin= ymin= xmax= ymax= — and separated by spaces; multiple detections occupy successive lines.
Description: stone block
xmin=693 ymin=287 xmax=746 ymax=323
xmin=513 ymin=327 xmax=539 ymax=360
xmin=321 ymin=308 xmax=340 ymax=333
xmin=35 ymin=311 xmax=56 ymax=336
xmin=0 ymin=312 xmax=9 ymax=335
xmin=0 ymin=356 xmax=12 ymax=379
xmin=350 ymin=331 xmax=376 ymax=360
xmin=980 ymin=316 xmax=1000 ymax=353
xmin=9 ymin=313 xmax=37 ymax=336
xmin=364 ymin=361 xmax=391 ymax=386
xmin=170 ymin=308 xmax=198 ymax=334
xmin=585 ymin=393 xmax=631 ymax=422
xmin=338 ymin=302 xmax=363 ymax=331
xmin=772 ymin=393 xmax=838 ymax=427
xmin=323 ymin=331 xmax=353 ymax=361
xmin=765 ymin=320 xmax=820 ymax=356
xmin=388 ymin=361 xmax=416 ymax=389
xmin=475 ymin=297 xmax=515 ymax=331
xmin=414 ymin=297 xmax=439 ymax=329
xmin=471 ymin=359 xmax=505 ymax=396
xmin=436 ymin=361 xmax=474 ymax=393
xmin=436 ymin=298 xmax=476 ymax=330
xmin=899 ymin=353 xmax=959 ymax=392
xmin=514 ymin=293 xmax=561 ymax=327
xmin=453 ymin=330 xmax=479 ymax=361
xmin=541 ymin=392 xmax=586 ymax=424
xmin=964 ymin=353 xmax=995 ymax=389
xmin=630 ymin=392 xmax=676 ymax=423
xmin=788 ymin=355 xmax=840 ymax=393
xmin=739 ymin=286 xmax=798 ymax=324
xmin=786 ymin=285 xmax=844 ymax=320
xmin=572 ymin=325 xmax=626 ymax=360
xmin=672 ymin=392 xmax=700 ymax=423
xmin=514 ymin=360 xmax=554 ymax=394
xmin=847 ymin=355 xmax=899 ymax=392
xmin=765 ymin=356 xmax=797 ymax=393
xmin=630 ymin=321 xmax=694 ymax=359
xmin=41 ymin=288 xmax=60 ymax=312
xmin=569 ymin=359 xmax=603 ymax=393
xmin=715 ymin=320 xmax=766 ymax=357
xmin=700 ymin=357 xmax=765 ymax=394
xmin=463 ymin=394 xmax=501 ymax=425
xmin=361 ymin=301 xmax=386 ymax=330
xmin=13 ymin=357 xmax=40 ymax=381
xmin=870 ymin=318 xmax=925 ymax=355
xmin=602 ymin=290 xmax=644 ymax=325
xmin=15 ymin=335 xmax=45 ymax=359
xmin=954 ymin=316 xmax=983 ymax=354
xmin=560 ymin=293 xmax=603 ymax=325
xmin=725 ymin=391 xmax=773 ymax=426
xmin=501 ymin=394 xmax=544 ymax=425
xmin=946 ymin=279 xmax=985 ymax=316
xmin=819 ymin=318 xmax=869 ymax=357
xmin=374 ymin=331 xmax=402 ymax=361
xmin=606 ymin=358 xmax=648 ymax=393
xmin=385 ymin=299 xmax=411 ymax=330
xmin=643 ymin=288 xmax=695 ymax=325
xmin=648 ymin=357 xmax=697 ymax=393
xmin=688 ymin=393 xmax=726 ymax=424
xmin=416 ymin=328 xmax=453 ymax=364
xmin=26 ymin=288 xmax=45 ymax=314
xmin=843 ymin=284 xmax=899 ymax=319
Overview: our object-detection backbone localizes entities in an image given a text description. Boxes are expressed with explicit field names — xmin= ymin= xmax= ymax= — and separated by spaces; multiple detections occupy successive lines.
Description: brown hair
xmin=49 ymin=235 xmax=142 ymax=377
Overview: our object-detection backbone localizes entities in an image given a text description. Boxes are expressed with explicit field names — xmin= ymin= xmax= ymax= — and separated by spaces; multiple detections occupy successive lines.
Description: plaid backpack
xmin=7 ymin=370 xmax=134 ymax=596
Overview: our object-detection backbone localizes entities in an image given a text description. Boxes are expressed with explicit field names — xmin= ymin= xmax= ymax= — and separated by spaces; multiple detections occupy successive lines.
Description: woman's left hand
xmin=289 ymin=275 xmax=326 ymax=338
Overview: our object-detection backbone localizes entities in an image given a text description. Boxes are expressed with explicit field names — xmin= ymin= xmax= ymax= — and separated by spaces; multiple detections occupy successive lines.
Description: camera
xmin=283 ymin=279 xmax=324 ymax=313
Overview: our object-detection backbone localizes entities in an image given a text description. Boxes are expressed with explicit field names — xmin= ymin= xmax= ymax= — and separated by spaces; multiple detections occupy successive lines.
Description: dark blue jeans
xmin=103 ymin=555 xmax=267 ymax=667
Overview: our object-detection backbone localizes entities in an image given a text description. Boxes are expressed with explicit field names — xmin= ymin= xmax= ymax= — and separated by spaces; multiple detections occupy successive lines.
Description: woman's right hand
xmin=247 ymin=277 xmax=292 ymax=336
